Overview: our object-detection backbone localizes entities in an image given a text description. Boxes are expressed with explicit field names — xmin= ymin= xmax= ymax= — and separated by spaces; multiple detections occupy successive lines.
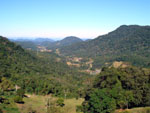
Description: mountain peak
xmin=63 ymin=36 xmax=82 ymax=41
xmin=117 ymin=25 xmax=144 ymax=31
xmin=59 ymin=36 xmax=83 ymax=46
xmin=105 ymin=25 xmax=149 ymax=39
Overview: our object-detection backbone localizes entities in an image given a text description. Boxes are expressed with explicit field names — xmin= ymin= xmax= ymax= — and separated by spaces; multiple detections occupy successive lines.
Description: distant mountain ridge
xmin=10 ymin=37 xmax=54 ymax=42
xmin=34 ymin=38 xmax=54 ymax=42
xmin=12 ymin=36 xmax=83 ymax=50
xmin=10 ymin=38 xmax=55 ymax=50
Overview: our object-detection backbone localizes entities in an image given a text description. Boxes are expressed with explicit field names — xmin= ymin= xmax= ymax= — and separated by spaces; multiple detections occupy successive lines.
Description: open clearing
xmin=17 ymin=94 xmax=84 ymax=113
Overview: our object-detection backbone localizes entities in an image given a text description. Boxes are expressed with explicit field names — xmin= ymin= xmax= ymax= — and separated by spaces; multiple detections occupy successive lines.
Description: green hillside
xmin=15 ymin=41 xmax=37 ymax=50
xmin=60 ymin=25 xmax=150 ymax=68
xmin=0 ymin=36 xmax=90 ymax=97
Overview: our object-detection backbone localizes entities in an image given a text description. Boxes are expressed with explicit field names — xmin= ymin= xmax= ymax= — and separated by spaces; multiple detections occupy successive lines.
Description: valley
xmin=1 ymin=25 xmax=150 ymax=113
xmin=1 ymin=0 xmax=150 ymax=112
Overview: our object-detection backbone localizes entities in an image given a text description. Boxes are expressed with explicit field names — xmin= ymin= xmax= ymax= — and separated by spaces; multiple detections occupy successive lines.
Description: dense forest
xmin=0 ymin=36 xmax=92 ymax=96
xmin=82 ymin=66 xmax=150 ymax=113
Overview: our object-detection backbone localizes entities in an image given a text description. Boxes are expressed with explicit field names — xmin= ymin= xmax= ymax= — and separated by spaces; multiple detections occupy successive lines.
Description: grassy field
xmin=115 ymin=107 xmax=150 ymax=113
xmin=6 ymin=94 xmax=150 ymax=113
xmin=2 ymin=94 xmax=150 ymax=113
xmin=17 ymin=94 xmax=84 ymax=113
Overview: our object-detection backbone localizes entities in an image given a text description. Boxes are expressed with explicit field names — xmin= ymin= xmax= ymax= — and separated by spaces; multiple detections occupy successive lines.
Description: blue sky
xmin=0 ymin=0 xmax=150 ymax=39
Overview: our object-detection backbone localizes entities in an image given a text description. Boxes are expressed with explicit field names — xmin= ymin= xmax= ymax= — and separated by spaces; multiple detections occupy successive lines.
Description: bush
xmin=56 ymin=98 xmax=65 ymax=107
xmin=0 ymin=108 xmax=3 ymax=113
xmin=13 ymin=96 xmax=24 ymax=103
xmin=17 ymin=89 xmax=25 ymax=97
xmin=83 ymin=89 xmax=116 ymax=113
xmin=76 ymin=105 xmax=83 ymax=112
xmin=3 ymin=99 xmax=10 ymax=104
xmin=27 ymin=107 xmax=37 ymax=113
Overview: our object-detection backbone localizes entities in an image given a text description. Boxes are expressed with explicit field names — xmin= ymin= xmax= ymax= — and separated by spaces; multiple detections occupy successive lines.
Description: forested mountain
xmin=57 ymin=36 xmax=83 ymax=46
xmin=0 ymin=36 xmax=90 ymax=97
xmin=45 ymin=36 xmax=83 ymax=49
xmin=60 ymin=25 xmax=150 ymax=68
xmin=0 ymin=36 xmax=38 ymax=77
xmin=12 ymin=25 xmax=150 ymax=70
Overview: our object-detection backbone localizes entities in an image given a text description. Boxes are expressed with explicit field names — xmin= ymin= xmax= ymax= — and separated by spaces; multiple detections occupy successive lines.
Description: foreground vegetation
xmin=82 ymin=66 xmax=150 ymax=113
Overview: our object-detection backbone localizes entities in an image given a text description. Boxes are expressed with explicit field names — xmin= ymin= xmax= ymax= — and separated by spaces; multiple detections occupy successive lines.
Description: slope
xmin=0 ymin=36 xmax=90 ymax=97
xmin=60 ymin=25 xmax=150 ymax=67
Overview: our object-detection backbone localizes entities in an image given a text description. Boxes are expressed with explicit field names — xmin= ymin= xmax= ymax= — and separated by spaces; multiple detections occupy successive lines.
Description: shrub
xmin=0 ymin=108 xmax=3 ymax=113
xmin=83 ymin=89 xmax=116 ymax=113
xmin=17 ymin=89 xmax=25 ymax=97
xmin=13 ymin=96 xmax=24 ymax=103
xmin=76 ymin=105 xmax=83 ymax=112
xmin=56 ymin=98 xmax=65 ymax=107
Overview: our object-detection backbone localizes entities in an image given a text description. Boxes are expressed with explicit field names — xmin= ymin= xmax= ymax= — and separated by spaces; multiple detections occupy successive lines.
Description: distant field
xmin=17 ymin=94 xmax=84 ymax=113
xmin=115 ymin=107 xmax=150 ymax=113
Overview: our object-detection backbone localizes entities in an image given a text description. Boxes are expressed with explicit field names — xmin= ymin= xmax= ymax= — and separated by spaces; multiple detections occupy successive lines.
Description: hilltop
xmin=45 ymin=36 xmax=83 ymax=49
